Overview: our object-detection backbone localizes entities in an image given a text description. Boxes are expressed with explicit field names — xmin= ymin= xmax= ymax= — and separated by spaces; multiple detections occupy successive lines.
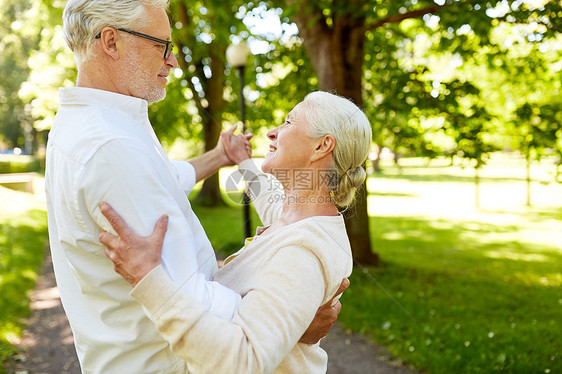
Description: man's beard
xmin=124 ymin=50 xmax=167 ymax=104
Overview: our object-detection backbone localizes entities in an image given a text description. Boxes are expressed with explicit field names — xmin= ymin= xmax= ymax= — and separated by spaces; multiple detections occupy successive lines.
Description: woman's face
xmin=262 ymin=102 xmax=318 ymax=178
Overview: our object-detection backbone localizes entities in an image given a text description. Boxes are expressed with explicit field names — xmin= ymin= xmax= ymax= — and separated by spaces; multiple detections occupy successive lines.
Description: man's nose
xmin=167 ymin=52 xmax=179 ymax=68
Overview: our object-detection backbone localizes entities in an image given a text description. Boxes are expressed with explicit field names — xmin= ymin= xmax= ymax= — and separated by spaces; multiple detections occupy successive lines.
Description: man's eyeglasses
xmin=95 ymin=28 xmax=174 ymax=60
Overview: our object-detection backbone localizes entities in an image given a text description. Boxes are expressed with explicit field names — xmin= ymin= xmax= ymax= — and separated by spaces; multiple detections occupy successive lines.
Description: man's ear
xmin=98 ymin=27 xmax=121 ymax=60
xmin=311 ymin=135 xmax=336 ymax=162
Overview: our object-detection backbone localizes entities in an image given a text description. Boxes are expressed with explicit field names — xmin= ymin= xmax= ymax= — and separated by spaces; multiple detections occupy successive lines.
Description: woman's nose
xmin=266 ymin=128 xmax=278 ymax=140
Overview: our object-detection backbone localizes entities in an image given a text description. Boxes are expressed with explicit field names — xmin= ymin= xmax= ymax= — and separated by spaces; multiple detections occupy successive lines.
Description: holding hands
xmin=186 ymin=123 xmax=253 ymax=183
xmin=218 ymin=123 xmax=253 ymax=166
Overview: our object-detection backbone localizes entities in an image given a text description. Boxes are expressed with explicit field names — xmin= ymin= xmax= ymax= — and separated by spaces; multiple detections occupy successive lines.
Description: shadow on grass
xmin=339 ymin=214 xmax=562 ymax=373
xmin=483 ymin=207 xmax=562 ymax=223
xmin=343 ymin=262 xmax=561 ymax=373
xmin=372 ymin=172 xmax=538 ymax=184
xmin=368 ymin=215 xmax=561 ymax=282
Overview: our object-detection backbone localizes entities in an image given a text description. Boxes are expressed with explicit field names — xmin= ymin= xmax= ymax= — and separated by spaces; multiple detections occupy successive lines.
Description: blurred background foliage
xmin=1 ymin=0 xmax=561 ymax=262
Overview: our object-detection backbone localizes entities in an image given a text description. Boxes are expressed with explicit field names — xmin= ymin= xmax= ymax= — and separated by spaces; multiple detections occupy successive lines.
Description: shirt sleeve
xmin=131 ymin=244 xmax=326 ymax=374
xmin=170 ymin=160 xmax=197 ymax=194
xmin=238 ymin=159 xmax=283 ymax=226
xmin=80 ymin=138 xmax=241 ymax=320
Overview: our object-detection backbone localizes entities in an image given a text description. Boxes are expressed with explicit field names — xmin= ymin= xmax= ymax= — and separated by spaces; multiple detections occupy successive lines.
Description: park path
xmin=13 ymin=251 xmax=80 ymax=374
xmin=13 ymin=251 xmax=420 ymax=374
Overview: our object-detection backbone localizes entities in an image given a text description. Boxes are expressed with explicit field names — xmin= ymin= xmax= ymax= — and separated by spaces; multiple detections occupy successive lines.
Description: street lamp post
xmin=226 ymin=42 xmax=252 ymax=239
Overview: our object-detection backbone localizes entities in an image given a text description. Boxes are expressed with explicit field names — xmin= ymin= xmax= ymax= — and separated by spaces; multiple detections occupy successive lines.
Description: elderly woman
xmin=99 ymin=91 xmax=372 ymax=373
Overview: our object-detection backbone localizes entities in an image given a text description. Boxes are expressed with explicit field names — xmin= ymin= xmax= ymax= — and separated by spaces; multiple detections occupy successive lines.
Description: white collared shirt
xmin=45 ymin=87 xmax=241 ymax=374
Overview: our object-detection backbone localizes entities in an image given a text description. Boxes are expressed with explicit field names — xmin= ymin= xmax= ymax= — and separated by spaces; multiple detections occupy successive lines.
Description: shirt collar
xmin=59 ymin=87 xmax=149 ymax=119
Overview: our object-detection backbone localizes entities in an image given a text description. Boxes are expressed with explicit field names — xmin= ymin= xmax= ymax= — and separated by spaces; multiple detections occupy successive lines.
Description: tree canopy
xmin=0 ymin=0 xmax=561 ymax=261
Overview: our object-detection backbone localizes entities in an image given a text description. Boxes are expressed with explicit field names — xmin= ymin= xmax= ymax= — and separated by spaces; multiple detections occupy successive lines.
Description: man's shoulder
xmin=55 ymin=99 xmax=137 ymax=136
xmin=51 ymin=103 xmax=146 ymax=165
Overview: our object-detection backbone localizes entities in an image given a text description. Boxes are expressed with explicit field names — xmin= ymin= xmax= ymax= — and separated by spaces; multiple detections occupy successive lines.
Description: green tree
xmin=246 ymin=0 xmax=562 ymax=264
xmin=155 ymin=1 xmax=316 ymax=206
xmin=0 ymin=0 xmax=39 ymax=151
xmin=1 ymin=0 xmax=76 ymax=155
xmin=167 ymin=0 xmax=232 ymax=205
xmin=19 ymin=1 xmax=76 ymax=150
xmin=515 ymin=102 xmax=562 ymax=205
xmin=460 ymin=24 xmax=562 ymax=202
xmin=152 ymin=0 xmax=285 ymax=207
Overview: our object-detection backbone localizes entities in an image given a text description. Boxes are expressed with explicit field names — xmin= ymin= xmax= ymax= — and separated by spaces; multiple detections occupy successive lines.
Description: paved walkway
xmin=13 ymin=252 xmax=80 ymax=374
xmin=13 ymin=253 xmax=419 ymax=374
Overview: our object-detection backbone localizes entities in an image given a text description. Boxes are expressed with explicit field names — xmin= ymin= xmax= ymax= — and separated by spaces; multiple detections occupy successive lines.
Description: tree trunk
xmin=196 ymin=43 xmax=228 ymax=206
xmin=474 ymin=166 xmax=480 ymax=209
xmin=525 ymin=151 xmax=531 ymax=206
xmin=393 ymin=151 xmax=402 ymax=173
xmin=291 ymin=2 xmax=379 ymax=265
xmin=196 ymin=116 xmax=224 ymax=206
xmin=175 ymin=1 xmax=226 ymax=207
xmin=372 ymin=144 xmax=383 ymax=173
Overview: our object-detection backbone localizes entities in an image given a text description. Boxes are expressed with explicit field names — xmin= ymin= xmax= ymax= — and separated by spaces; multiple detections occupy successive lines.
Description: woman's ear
xmin=311 ymin=135 xmax=336 ymax=162
xmin=98 ymin=27 xmax=121 ymax=60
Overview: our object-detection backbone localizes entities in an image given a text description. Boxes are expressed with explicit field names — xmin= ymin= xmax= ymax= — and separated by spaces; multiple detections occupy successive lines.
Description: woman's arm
xmin=131 ymin=245 xmax=325 ymax=374
xmin=238 ymin=159 xmax=284 ymax=225
xmin=88 ymin=141 xmax=241 ymax=320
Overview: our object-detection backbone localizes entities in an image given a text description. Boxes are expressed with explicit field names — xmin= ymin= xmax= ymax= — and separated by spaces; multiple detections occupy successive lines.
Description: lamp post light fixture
xmin=226 ymin=41 xmax=252 ymax=239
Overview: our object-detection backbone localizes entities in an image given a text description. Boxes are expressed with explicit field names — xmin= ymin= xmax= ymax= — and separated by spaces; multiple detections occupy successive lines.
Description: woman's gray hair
xmin=303 ymin=91 xmax=372 ymax=208
xmin=63 ymin=0 xmax=169 ymax=64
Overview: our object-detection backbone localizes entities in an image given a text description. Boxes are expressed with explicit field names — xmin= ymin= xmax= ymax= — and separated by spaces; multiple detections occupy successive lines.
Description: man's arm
xmin=188 ymin=124 xmax=253 ymax=183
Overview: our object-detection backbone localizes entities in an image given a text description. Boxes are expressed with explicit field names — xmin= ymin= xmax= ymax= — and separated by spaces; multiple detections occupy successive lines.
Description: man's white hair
xmin=63 ymin=0 xmax=169 ymax=64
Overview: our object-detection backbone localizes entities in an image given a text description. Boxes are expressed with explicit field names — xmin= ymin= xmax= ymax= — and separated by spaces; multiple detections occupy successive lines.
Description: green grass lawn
xmin=341 ymin=154 xmax=562 ymax=374
xmin=0 ymin=186 xmax=48 ymax=370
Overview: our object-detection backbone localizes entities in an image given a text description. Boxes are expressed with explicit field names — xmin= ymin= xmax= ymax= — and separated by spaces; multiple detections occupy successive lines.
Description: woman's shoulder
xmin=292 ymin=215 xmax=352 ymax=302
xmin=287 ymin=215 xmax=352 ymax=268
xmin=300 ymin=215 xmax=348 ymax=243
xmin=265 ymin=215 xmax=348 ymax=247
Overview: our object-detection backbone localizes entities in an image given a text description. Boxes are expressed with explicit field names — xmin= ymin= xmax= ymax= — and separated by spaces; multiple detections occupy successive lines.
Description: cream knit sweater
xmin=131 ymin=160 xmax=353 ymax=373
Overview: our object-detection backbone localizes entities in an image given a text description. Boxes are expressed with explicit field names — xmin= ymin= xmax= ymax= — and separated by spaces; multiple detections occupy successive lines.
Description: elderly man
xmin=46 ymin=1 xmax=344 ymax=373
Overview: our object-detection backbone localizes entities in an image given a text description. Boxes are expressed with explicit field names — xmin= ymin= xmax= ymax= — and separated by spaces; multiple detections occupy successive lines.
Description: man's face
xmin=119 ymin=5 xmax=178 ymax=104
